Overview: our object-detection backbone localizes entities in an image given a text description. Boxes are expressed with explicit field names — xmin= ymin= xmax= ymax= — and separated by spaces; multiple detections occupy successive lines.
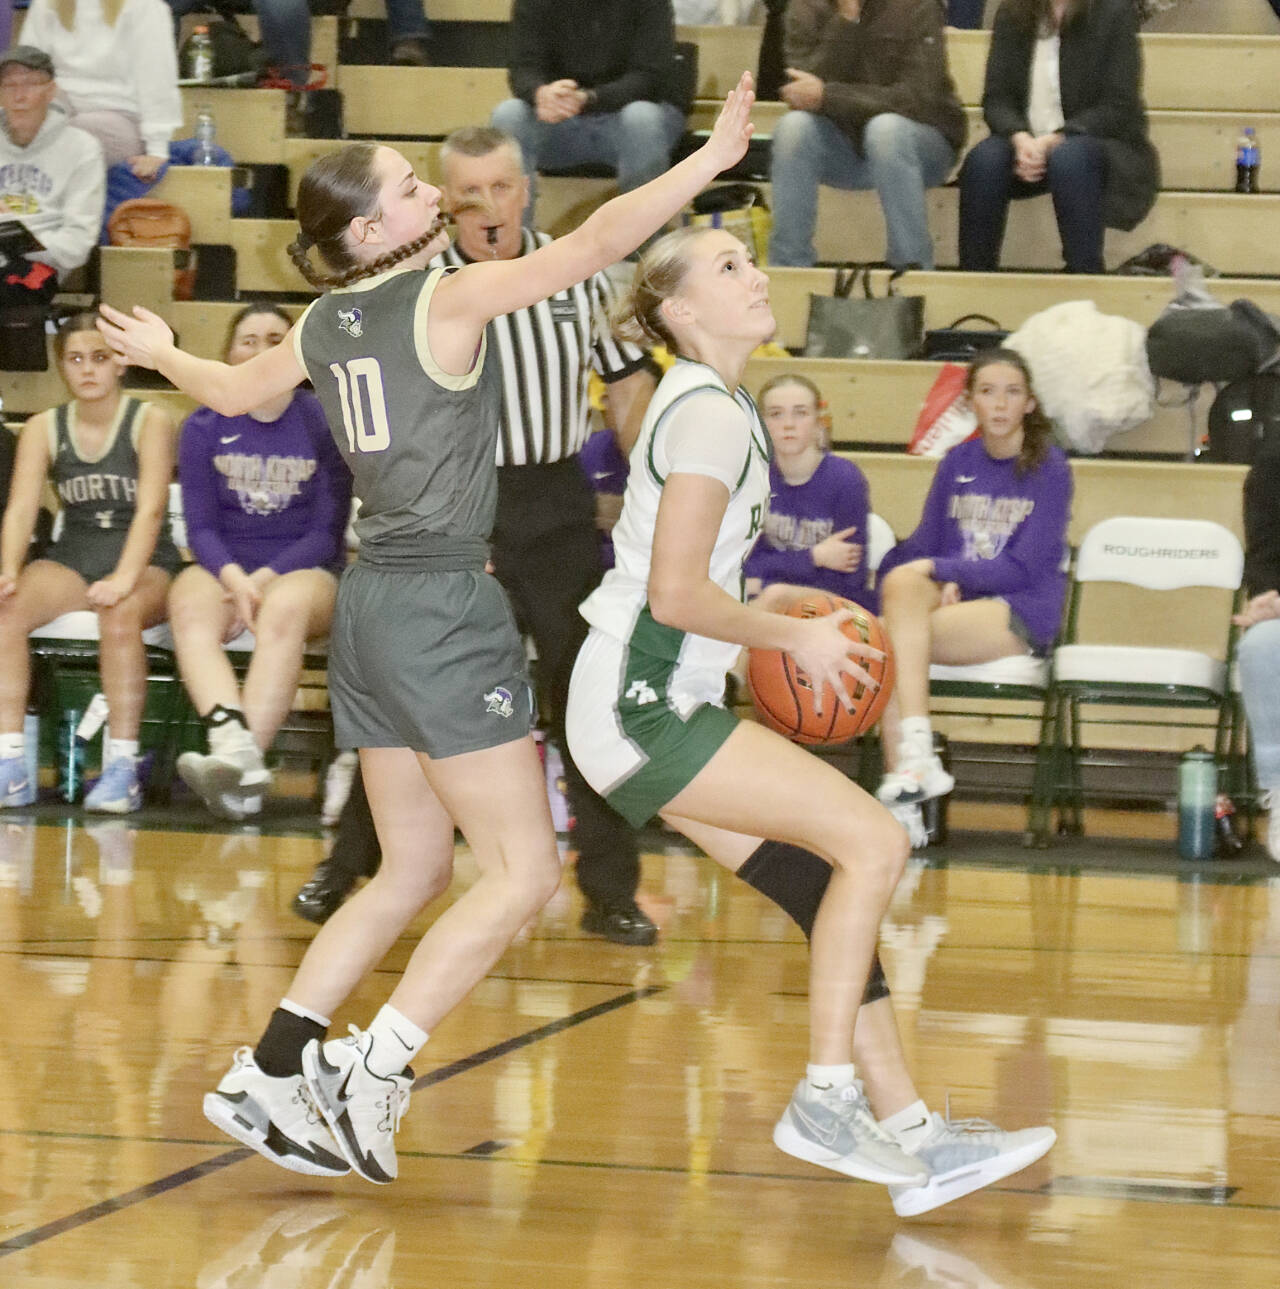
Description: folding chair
xmin=1042 ymin=515 xmax=1244 ymax=837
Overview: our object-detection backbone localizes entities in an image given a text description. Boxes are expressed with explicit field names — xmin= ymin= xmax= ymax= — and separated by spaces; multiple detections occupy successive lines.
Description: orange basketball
xmin=747 ymin=592 xmax=895 ymax=745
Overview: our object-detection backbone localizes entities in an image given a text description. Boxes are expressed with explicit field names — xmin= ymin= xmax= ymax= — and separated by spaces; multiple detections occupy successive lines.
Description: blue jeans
xmin=490 ymin=97 xmax=686 ymax=213
xmin=946 ymin=0 xmax=986 ymax=27
xmin=767 ymin=110 xmax=956 ymax=270
xmin=165 ymin=0 xmax=312 ymax=88
xmin=958 ymin=132 xmax=1107 ymax=273
xmin=1237 ymin=618 xmax=1280 ymax=789
xmin=385 ymin=0 xmax=429 ymax=42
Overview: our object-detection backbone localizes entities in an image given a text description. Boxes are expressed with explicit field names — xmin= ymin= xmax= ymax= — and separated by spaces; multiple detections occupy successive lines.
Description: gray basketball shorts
xmin=327 ymin=563 xmax=534 ymax=758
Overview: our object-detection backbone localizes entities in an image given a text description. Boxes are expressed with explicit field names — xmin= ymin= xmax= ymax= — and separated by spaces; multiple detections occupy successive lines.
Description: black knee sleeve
xmin=736 ymin=840 xmax=890 ymax=1006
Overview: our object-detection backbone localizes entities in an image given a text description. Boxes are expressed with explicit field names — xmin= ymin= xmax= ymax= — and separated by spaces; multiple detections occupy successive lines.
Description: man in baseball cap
xmin=0 ymin=44 xmax=104 ymax=307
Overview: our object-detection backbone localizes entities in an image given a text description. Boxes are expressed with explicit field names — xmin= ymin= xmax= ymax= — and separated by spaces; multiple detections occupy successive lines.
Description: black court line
xmin=0 ymin=1150 xmax=253 ymax=1254
xmin=0 ymin=984 xmax=666 ymax=1259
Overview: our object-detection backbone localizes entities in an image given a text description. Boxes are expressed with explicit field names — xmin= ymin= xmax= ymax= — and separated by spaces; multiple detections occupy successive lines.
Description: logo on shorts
xmin=484 ymin=686 xmax=514 ymax=718
xmin=625 ymin=679 xmax=659 ymax=706
xmin=337 ymin=306 xmax=364 ymax=338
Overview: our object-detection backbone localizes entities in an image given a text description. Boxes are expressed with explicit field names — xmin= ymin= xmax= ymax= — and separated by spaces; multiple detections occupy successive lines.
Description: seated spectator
xmin=19 ymin=0 xmax=180 ymax=180
xmin=165 ymin=0 xmax=313 ymax=90
xmin=768 ymin=0 xmax=967 ymax=271
xmin=490 ymin=0 xmax=687 ymax=215
xmin=0 ymin=45 xmax=104 ymax=307
xmin=874 ymin=348 xmax=1071 ymax=806
xmin=0 ymin=313 xmax=180 ymax=813
xmin=1231 ymin=450 xmax=1280 ymax=863
xmin=957 ymin=0 xmax=1159 ymax=274
xmin=169 ymin=303 xmax=351 ymax=820
xmin=744 ymin=373 xmax=875 ymax=612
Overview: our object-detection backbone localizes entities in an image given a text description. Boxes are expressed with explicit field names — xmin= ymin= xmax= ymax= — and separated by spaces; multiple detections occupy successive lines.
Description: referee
xmin=293 ymin=126 xmax=659 ymax=946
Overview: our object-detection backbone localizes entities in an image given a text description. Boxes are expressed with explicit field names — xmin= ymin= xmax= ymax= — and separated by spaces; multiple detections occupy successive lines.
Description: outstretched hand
xmin=97 ymin=304 xmax=175 ymax=372
xmin=704 ymin=71 xmax=756 ymax=173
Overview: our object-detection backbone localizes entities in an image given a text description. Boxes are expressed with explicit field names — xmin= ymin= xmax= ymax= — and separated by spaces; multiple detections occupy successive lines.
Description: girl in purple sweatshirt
xmin=875 ymin=348 xmax=1072 ymax=807
xmin=744 ymin=374 xmax=876 ymax=612
xmin=169 ymin=304 xmax=352 ymax=819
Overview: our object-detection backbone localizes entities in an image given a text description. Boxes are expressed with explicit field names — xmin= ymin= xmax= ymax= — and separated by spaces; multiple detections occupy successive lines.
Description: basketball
xmin=747 ymin=592 xmax=895 ymax=745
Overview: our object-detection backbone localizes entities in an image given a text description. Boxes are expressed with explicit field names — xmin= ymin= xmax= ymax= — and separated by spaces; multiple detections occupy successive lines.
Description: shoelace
xmin=293 ymin=1079 xmax=325 ymax=1126
xmin=832 ymin=1082 xmax=899 ymax=1144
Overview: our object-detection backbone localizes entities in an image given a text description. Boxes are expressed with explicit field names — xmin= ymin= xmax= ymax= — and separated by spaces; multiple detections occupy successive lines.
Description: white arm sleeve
xmin=657 ymin=391 xmax=752 ymax=492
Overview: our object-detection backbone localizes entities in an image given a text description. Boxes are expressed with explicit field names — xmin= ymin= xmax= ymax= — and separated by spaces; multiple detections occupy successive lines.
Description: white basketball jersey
xmin=579 ymin=358 xmax=772 ymax=683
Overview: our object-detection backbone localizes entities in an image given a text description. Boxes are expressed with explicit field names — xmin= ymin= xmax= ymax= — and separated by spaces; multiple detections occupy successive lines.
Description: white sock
xmin=365 ymin=1003 xmax=428 ymax=1079
xmin=106 ymin=737 xmax=139 ymax=765
xmin=280 ymin=996 xmax=331 ymax=1028
xmin=0 ymin=732 xmax=25 ymax=760
xmin=207 ymin=708 xmax=254 ymax=758
xmin=805 ymin=1062 xmax=856 ymax=1095
xmin=880 ymin=1098 xmax=933 ymax=1147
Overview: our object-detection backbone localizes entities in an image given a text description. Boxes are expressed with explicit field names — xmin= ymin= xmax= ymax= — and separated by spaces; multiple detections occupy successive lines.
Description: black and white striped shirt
xmin=433 ymin=230 xmax=650 ymax=467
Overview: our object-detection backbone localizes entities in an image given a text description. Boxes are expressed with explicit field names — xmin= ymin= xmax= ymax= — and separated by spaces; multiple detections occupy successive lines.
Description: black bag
xmin=0 ymin=305 xmax=50 ymax=371
xmin=803 ymin=266 xmax=924 ymax=361
xmin=922 ymin=313 xmax=1008 ymax=363
xmin=1145 ymin=300 xmax=1280 ymax=385
xmin=1206 ymin=373 xmax=1280 ymax=463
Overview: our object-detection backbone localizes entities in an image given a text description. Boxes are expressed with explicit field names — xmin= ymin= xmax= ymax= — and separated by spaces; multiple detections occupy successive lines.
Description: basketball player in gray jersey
xmin=0 ymin=313 xmax=180 ymax=815
xmin=99 ymin=74 xmax=759 ymax=1186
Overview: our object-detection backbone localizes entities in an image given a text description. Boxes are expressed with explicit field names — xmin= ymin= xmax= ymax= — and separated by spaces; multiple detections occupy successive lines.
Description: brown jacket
xmin=785 ymin=0 xmax=968 ymax=155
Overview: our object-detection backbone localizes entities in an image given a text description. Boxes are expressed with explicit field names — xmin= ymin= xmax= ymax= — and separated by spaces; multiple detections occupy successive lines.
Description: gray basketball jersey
xmin=48 ymin=397 xmax=146 ymax=534
xmin=293 ymin=266 xmax=502 ymax=554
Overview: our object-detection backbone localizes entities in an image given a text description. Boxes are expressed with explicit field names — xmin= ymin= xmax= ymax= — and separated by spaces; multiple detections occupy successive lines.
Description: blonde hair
xmin=610 ymin=225 xmax=719 ymax=352
xmin=55 ymin=0 xmax=125 ymax=29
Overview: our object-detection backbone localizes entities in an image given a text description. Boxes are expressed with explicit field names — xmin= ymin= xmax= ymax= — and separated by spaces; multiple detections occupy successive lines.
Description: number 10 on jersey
xmin=329 ymin=357 xmax=392 ymax=453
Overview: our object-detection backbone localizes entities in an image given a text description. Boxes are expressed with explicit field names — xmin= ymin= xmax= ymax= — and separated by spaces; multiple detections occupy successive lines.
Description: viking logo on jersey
xmin=625 ymin=679 xmax=659 ymax=706
xmin=484 ymin=686 xmax=514 ymax=718
xmin=337 ymin=307 xmax=364 ymax=338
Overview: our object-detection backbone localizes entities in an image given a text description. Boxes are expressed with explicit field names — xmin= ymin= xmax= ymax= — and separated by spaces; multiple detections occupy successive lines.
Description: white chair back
xmin=866 ymin=512 xmax=895 ymax=575
xmin=1074 ymin=517 xmax=1243 ymax=593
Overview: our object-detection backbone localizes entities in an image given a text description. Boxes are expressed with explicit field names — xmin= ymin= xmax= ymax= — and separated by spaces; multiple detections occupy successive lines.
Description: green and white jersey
xmin=579 ymin=357 xmax=771 ymax=684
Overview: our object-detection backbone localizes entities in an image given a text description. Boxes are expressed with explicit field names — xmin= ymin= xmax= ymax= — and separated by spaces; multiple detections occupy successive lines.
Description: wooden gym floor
xmin=0 ymin=810 xmax=1276 ymax=1287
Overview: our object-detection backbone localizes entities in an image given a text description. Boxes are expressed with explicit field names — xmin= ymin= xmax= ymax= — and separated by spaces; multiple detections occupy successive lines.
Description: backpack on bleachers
xmin=1206 ymin=374 xmax=1280 ymax=464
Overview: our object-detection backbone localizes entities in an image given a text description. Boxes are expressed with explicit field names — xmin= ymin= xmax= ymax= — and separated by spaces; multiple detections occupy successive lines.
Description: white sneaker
xmin=202 ymin=1046 xmax=350 ymax=1177
xmin=302 ymin=1026 xmax=412 ymax=1185
xmin=886 ymin=801 xmax=928 ymax=849
xmin=178 ymin=747 xmax=270 ymax=820
xmin=773 ymin=1079 xmax=930 ymax=1185
xmin=888 ymin=1112 xmax=1056 ymax=1217
xmin=1263 ymin=789 xmax=1280 ymax=863
xmin=877 ymin=752 xmax=955 ymax=806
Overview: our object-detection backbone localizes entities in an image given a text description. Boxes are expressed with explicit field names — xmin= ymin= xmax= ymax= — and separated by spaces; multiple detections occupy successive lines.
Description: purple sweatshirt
xmin=178 ymin=390 xmax=352 ymax=577
xmin=877 ymin=437 xmax=1073 ymax=652
xmin=744 ymin=453 xmax=876 ymax=611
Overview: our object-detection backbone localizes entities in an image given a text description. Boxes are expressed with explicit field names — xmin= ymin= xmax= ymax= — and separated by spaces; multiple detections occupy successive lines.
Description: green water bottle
xmin=1177 ymin=746 xmax=1216 ymax=861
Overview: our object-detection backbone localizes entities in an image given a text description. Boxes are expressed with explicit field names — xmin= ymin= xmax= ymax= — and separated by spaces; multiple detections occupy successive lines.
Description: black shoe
xmin=291 ymin=860 xmax=360 ymax=925
xmin=580 ymin=902 xmax=658 ymax=946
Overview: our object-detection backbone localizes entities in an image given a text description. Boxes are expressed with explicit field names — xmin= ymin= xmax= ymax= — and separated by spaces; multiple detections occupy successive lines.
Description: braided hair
xmin=286 ymin=143 xmax=447 ymax=291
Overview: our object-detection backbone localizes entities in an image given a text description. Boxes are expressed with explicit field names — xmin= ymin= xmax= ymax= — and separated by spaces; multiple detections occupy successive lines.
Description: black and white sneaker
xmin=302 ymin=1027 xmax=412 ymax=1185
xmin=203 ymin=1046 xmax=350 ymax=1177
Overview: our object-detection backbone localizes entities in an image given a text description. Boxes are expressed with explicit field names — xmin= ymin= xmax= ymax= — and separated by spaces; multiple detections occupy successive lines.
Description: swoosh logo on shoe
xmin=791 ymin=1101 xmax=841 ymax=1149
xmin=900 ymin=1117 xmax=928 ymax=1133
xmin=335 ymin=1064 xmax=356 ymax=1103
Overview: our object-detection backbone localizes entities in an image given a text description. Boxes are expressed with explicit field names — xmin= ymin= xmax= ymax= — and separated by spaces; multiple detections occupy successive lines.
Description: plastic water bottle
xmin=23 ymin=710 xmax=39 ymax=800
xmin=195 ymin=109 xmax=218 ymax=165
xmin=58 ymin=709 xmax=85 ymax=804
xmin=184 ymin=25 xmax=215 ymax=83
xmin=1177 ymin=746 xmax=1217 ymax=860
xmin=1235 ymin=127 xmax=1261 ymax=194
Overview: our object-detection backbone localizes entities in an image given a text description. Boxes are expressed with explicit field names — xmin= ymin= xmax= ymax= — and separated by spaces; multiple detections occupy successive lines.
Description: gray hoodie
xmin=0 ymin=100 xmax=105 ymax=277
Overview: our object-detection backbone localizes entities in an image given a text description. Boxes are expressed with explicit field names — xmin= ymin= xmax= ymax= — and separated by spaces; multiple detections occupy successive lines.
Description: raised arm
xmin=428 ymin=72 xmax=756 ymax=368
xmin=96 ymin=308 xmax=306 ymax=417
